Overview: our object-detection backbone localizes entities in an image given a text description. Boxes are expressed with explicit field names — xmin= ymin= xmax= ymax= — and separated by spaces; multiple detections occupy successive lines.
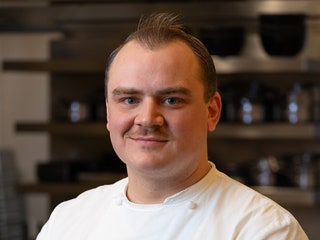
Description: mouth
xmin=129 ymin=136 xmax=169 ymax=143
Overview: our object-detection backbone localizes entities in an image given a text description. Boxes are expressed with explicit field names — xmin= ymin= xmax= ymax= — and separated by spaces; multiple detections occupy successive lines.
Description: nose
xmin=134 ymin=99 xmax=164 ymax=127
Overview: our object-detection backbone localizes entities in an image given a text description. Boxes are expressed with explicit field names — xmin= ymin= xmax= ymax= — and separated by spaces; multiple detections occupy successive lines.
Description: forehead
xmin=108 ymin=40 xmax=202 ymax=88
xmin=111 ymin=40 xmax=197 ymax=67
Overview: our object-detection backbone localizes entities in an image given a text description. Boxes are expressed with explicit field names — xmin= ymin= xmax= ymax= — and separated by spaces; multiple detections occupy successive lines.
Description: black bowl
xmin=200 ymin=27 xmax=245 ymax=57
xmin=259 ymin=14 xmax=306 ymax=56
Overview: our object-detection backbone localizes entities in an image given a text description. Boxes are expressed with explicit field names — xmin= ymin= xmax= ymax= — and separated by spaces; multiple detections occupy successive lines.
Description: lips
xmin=126 ymin=129 xmax=170 ymax=144
xmin=129 ymin=135 xmax=169 ymax=143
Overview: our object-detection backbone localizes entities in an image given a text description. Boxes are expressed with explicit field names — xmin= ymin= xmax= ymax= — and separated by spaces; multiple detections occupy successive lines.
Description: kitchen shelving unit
xmin=2 ymin=0 xmax=320 ymax=209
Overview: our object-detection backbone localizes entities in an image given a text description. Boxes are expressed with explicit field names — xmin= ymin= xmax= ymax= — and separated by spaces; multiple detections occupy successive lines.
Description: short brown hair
xmin=105 ymin=12 xmax=217 ymax=102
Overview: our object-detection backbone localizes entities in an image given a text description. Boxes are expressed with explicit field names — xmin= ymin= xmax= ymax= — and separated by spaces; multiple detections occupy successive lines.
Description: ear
xmin=207 ymin=92 xmax=222 ymax=131
xmin=106 ymin=100 xmax=110 ymax=131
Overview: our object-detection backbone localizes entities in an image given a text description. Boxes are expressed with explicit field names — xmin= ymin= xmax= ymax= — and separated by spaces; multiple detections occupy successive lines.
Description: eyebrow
xmin=156 ymin=87 xmax=192 ymax=96
xmin=112 ymin=88 xmax=141 ymax=96
xmin=112 ymin=86 xmax=192 ymax=97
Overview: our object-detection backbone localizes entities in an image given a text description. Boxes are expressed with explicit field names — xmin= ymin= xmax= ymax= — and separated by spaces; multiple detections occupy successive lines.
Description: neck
xmin=126 ymin=161 xmax=211 ymax=204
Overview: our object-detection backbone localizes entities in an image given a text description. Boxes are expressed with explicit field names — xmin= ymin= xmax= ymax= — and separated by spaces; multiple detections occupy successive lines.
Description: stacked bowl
xmin=0 ymin=150 xmax=25 ymax=240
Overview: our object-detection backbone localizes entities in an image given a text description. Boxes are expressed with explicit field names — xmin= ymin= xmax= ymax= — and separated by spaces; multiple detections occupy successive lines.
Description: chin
xmin=126 ymin=155 xmax=172 ymax=173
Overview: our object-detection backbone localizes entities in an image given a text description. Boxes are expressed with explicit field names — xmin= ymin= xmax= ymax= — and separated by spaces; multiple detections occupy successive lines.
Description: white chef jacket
xmin=36 ymin=162 xmax=308 ymax=240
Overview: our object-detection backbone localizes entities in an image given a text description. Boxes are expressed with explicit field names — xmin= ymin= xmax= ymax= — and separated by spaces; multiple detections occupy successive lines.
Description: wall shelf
xmin=16 ymin=173 xmax=125 ymax=197
xmin=16 ymin=122 xmax=107 ymax=136
xmin=251 ymin=186 xmax=320 ymax=207
xmin=2 ymin=60 xmax=106 ymax=73
xmin=15 ymin=122 xmax=320 ymax=140
xmin=3 ymin=57 xmax=320 ymax=75
xmin=1 ymin=1 xmax=320 ymax=32
xmin=214 ymin=123 xmax=320 ymax=140
xmin=213 ymin=57 xmax=320 ymax=74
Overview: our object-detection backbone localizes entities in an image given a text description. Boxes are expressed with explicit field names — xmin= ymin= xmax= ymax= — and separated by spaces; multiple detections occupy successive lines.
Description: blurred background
xmin=0 ymin=0 xmax=320 ymax=239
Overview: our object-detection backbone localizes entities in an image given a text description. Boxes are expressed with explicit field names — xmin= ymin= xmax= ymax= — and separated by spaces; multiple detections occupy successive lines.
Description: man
xmin=37 ymin=13 xmax=308 ymax=239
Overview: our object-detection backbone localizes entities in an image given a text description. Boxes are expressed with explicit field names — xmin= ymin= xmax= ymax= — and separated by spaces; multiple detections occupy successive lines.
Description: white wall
xmin=0 ymin=32 xmax=61 ymax=238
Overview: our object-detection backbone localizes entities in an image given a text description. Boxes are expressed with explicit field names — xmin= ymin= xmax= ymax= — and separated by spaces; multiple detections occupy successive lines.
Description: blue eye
xmin=124 ymin=98 xmax=137 ymax=104
xmin=164 ymin=97 xmax=181 ymax=105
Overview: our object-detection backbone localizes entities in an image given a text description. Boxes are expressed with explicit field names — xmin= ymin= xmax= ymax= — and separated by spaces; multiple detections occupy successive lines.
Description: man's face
xmin=106 ymin=40 xmax=221 ymax=179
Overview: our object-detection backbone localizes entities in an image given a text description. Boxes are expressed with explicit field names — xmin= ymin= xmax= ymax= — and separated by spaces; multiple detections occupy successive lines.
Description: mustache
xmin=125 ymin=127 xmax=170 ymax=140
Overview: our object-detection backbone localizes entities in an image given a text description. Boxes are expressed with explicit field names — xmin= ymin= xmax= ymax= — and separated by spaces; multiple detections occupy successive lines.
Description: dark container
xmin=200 ymin=27 xmax=245 ymax=57
xmin=259 ymin=14 xmax=306 ymax=56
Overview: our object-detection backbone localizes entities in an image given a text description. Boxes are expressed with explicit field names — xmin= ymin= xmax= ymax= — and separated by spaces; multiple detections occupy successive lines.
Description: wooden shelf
xmin=15 ymin=122 xmax=320 ymax=140
xmin=16 ymin=174 xmax=126 ymax=196
xmin=1 ymin=1 xmax=320 ymax=33
xmin=3 ymin=58 xmax=320 ymax=74
xmin=251 ymin=186 xmax=320 ymax=207
xmin=16 ymin=182 xmax=101 ymax=197
xmin=213 ymin=123 xmax=320 ymax=140
xmin=16 ymin=122 xmax=107 ymax=136
xmin=3 ymin=60 xmax=106 ymax=73
xmin=213 ymin=57 xmax=320 ymax=74
xmin=1 ymin=1 xmax=320 ymax=23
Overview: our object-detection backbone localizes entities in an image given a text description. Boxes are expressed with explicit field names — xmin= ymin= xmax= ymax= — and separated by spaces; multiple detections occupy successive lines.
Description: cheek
xmin=170 ymin=112 xmax=204 ymax=137
xmin=181 ymin=111 xmax=208 ymax=139
xmin=107 ymin=108 xmax=133 ymax=134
